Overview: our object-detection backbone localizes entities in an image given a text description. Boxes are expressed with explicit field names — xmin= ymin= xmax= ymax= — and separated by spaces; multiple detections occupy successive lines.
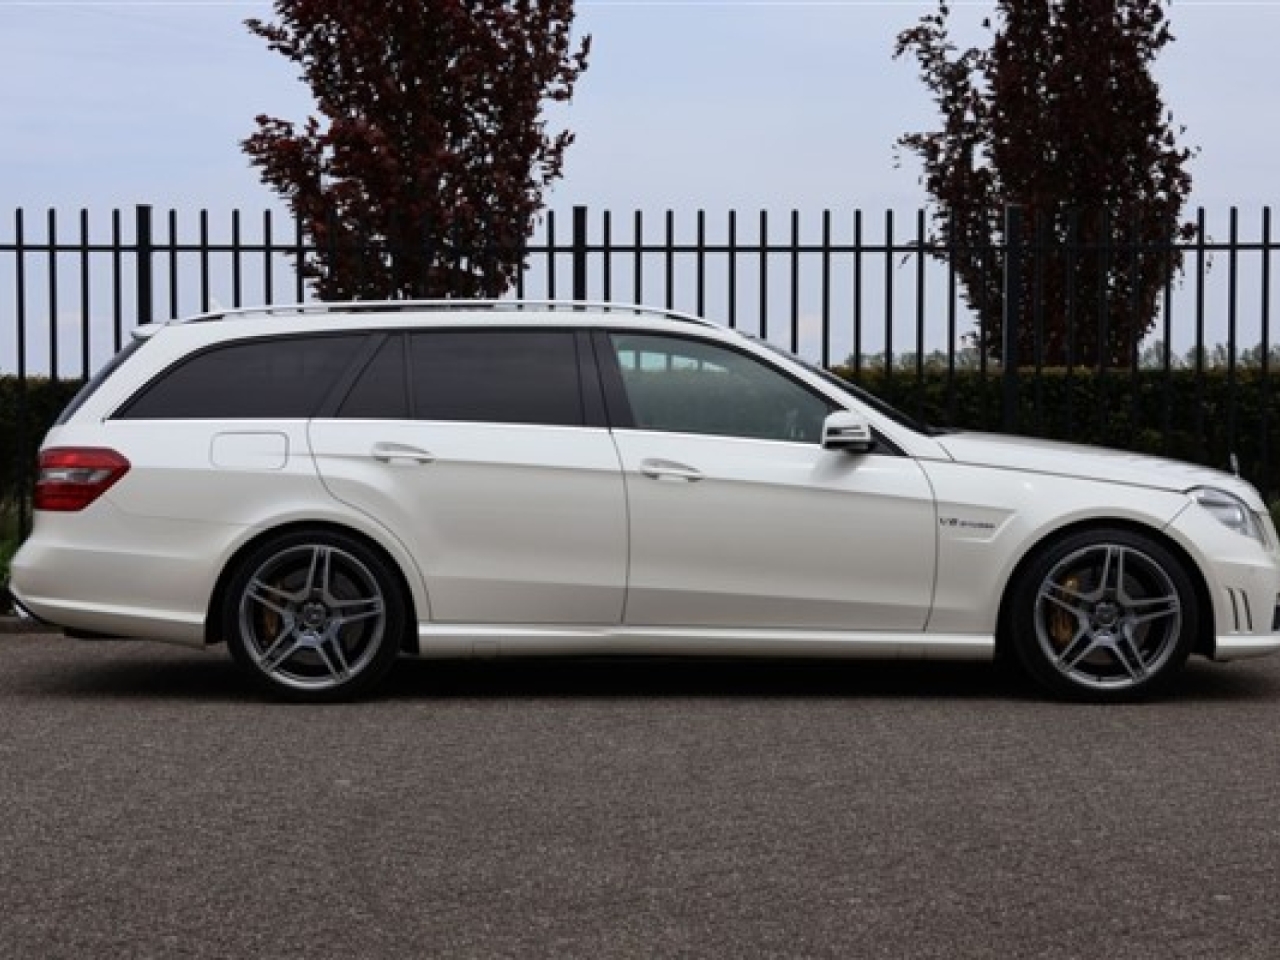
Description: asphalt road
xmin=2 ymin=629 xmax=1278 ymax=960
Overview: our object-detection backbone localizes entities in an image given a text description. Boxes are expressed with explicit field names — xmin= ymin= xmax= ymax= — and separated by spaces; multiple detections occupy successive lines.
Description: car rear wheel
xmin=223 ymin=530 xmax=406 ymax=702
xmin=1008 ymin=528 xmax=1199 ymax=702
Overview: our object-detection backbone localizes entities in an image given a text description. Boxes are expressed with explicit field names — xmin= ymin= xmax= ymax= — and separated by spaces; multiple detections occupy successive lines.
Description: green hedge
xmin=1 ymin=376 xmax=85 ymax=506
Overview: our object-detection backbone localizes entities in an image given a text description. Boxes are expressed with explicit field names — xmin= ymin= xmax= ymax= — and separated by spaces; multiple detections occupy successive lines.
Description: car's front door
xmin=309 ymin=328 xmax=628 ymax=625
xmin=601 ymin=332 xmax=936 ymax=631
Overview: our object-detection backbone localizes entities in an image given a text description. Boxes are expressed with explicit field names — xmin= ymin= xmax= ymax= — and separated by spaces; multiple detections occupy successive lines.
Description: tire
xmin=1007 ymin=528 xmax=1199 ymax=702
xmin=222 ymin=529 xmax=407 ymax=702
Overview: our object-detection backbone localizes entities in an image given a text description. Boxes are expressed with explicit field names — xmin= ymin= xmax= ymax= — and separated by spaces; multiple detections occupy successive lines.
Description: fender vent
xmin=1226 ymin=589 xmax=1254 ymax=633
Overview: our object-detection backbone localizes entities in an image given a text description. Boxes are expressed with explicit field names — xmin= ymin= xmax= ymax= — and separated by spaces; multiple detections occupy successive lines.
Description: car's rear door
xmin=309 ymin=328 xmax=628 ymax=625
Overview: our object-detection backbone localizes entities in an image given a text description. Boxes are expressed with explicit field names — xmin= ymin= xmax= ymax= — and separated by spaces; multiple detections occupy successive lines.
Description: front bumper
xmin=1211 ymin=580 xmax=1280 ymax=660
xmin=1203 ymin=560 xmax=1280 ymax=661
xmin=1166 ymin=501 xmax=1280 ymax=663
xmin=1213 ymin=632 xmax=1280 ymax=661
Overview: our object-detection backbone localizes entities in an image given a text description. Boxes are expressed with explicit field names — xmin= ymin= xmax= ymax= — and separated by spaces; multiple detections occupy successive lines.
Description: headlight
xmin=1190 ymin=487 xmax=1267 ymax=545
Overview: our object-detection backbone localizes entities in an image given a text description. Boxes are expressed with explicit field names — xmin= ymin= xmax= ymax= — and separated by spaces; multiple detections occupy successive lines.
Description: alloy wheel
xmin=236 ymin=543 xmax=388 ymax=693
xmin=1033 ymin=542 xmax=1183 ymax=692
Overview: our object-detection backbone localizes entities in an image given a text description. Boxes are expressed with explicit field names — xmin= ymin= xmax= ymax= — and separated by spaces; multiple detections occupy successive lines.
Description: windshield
xmin=747 ymin=337 xmax=943 ymax=436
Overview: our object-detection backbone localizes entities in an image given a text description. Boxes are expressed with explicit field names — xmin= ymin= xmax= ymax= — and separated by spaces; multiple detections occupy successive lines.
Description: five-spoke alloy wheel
xmin=1009 ymin=528 xmax=1199 ymax=701
xmin=223 ymin=530 xmax=406 ymax=701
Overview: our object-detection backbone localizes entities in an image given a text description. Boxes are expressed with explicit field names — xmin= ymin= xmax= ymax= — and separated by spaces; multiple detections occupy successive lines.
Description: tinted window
xmin=338 ymin=335 xmax=409 ymax=419
xmin=610 ymin=333 xmax=832 ymax=442
xmin=117 ymin=334 xmax=365 ymax=419
xmin=410 ymin=330 xmax=583 ymax=426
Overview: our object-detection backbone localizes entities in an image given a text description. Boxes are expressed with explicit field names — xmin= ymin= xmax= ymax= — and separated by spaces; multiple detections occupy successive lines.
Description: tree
xmin=895 ymin=1 xmax=1195 ymax=369
xmin=243 ymin=2 xmax=590 ymax=300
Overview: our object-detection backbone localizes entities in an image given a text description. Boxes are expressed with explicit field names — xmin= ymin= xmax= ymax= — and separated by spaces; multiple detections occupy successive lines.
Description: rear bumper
xmin=8 ymin=514 xmax=215 ymax=646
xmin=2 ymin=578 xmax=56 ymax=627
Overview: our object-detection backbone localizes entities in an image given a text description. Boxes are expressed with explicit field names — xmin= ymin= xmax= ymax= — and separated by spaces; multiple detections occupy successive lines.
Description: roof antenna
xmin=1230 ymin=452 xmax=1241 ymax=478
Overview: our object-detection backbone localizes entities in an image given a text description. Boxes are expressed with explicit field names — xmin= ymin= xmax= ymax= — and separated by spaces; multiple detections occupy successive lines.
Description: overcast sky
xmin=2 ymin=0 xmax=1276 ymax=218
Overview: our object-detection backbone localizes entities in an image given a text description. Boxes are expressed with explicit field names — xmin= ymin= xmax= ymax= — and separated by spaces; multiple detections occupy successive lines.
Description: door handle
xmin=371 ymin=442 xmax=435 ymax=465
xmin=640 ymin=458 xmax=703 ymax=482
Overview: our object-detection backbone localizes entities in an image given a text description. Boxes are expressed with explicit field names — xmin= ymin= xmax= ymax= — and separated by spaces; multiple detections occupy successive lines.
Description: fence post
xmin=572 ymin=205 xmax=588 ymax=302
xmin=136 ymin=205 xmax=154 ymax=326
xmin=1002 ymin=204 xmax=1024 ymax=432
xmin=14 ymin=209 xmax=30 ymax=535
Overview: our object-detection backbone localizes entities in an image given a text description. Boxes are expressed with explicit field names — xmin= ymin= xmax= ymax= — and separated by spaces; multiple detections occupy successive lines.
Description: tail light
xmin=34 ymin=448 xmax=131 ymax=512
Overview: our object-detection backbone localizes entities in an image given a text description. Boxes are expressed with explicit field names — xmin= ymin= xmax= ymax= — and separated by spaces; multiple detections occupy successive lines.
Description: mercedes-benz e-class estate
xmin=9 ymin=301 xmax=1280 ymax=701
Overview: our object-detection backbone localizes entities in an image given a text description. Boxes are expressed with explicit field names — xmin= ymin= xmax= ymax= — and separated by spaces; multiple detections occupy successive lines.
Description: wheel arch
xmin=205 ymin=520 xmax=420 ymax=653
xmin=994 ymin=518 xmax=1215 ymax=662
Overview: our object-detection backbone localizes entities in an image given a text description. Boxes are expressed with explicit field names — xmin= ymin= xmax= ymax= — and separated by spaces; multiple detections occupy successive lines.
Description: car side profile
xmin=8 ymin=300 xmax=1280 ymax=702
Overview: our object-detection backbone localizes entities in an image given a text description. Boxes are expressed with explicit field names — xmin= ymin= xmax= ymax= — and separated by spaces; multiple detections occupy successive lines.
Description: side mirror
xmin=822 ymin=410 xmax=874 ymax=454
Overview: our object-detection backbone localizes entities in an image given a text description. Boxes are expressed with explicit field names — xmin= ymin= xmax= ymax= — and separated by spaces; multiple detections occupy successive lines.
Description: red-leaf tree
xmin=895 ymin=1 xmax=1195 ymax=368
xmin=243 ymin=1 xmax=590 ymax=300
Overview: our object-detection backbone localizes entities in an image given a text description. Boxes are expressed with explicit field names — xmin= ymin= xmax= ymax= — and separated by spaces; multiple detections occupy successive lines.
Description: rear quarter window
xmin=114 ymin=334 xmax=368 ymax=419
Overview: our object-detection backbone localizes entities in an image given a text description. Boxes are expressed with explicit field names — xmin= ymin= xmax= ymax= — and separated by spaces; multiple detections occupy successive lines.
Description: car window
xmin=409 ymin=330 xmax=583 ymax=426
xmin=337 ymin=335 xmax=409 ymax=419
xmin=609 ymin=333 xmax=832 ymax=442
xmin=749 ymin=336 xmax=938 ymax=436
xmin=116 ymin=334 xmax=366 ymax=419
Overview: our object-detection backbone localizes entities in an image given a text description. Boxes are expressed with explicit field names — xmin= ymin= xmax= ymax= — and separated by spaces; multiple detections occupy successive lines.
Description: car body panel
xmin=920 ymin=460 xmax=1194 ymax=635
xmin=1162 ymin=499 xmax=1280 ymax=658
xmin=308 ymin=420 xmax=628 ymax=624
xmin=935 ymin=431 xmax=1261 ymax=505
xmin=610 ymin=430 xmax=937 ymax=630
xmin=414 ymin=623 xmax=992 ymax=661
xmin=11 ymin=419 xmax=434 ymax=643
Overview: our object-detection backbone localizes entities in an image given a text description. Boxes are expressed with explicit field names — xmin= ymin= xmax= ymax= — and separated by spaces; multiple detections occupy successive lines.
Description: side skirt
xmin=414 ymin=624 xmax=994 ymax=662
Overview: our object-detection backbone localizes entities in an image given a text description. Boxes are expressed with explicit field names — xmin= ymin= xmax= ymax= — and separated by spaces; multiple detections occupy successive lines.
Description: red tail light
xmin=34 ymin=448 xmax=131 ymax=512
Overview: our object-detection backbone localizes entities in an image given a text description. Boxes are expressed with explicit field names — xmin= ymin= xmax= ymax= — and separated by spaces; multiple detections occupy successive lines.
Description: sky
xmin=1 ymin=0 xmax=1278 ymax=375
xmin=2 ymin=0 xmax=1277 ymax=217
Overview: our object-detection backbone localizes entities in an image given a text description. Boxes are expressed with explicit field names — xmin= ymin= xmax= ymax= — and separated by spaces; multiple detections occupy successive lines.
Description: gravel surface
xmin=2 ymin=632 xmax=1279 ymax=959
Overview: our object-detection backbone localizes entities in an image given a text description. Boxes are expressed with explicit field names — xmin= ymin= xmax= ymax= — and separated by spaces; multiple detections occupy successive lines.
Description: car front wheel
xmin=1008 ymin=528 xmax=1199 ymax=701
xmin=223 ymin=530 xmax=406 ymax=702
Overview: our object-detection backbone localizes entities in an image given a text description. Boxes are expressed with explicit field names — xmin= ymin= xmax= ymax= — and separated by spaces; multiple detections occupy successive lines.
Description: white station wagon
xmin=8 ymin=301 xmax=1280 ymax=701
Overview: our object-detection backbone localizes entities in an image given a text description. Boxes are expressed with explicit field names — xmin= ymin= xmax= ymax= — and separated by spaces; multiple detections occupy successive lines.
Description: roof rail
xmin=183 ymin=299 xmax=718 ymax=328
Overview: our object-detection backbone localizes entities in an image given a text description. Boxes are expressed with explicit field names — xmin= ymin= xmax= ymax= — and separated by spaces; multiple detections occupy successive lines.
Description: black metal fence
xmin=3 ymin=203 xmax=1278 ymax=509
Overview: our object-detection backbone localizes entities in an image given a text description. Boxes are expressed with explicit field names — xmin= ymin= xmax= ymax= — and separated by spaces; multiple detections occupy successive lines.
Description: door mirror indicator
xmin=822 ymin=411 xmax=874 ymax=453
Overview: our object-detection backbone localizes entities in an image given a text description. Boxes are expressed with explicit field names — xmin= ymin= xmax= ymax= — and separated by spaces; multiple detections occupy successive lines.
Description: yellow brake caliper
xmin=1048 ymin=573 xmax=1082 ymax=650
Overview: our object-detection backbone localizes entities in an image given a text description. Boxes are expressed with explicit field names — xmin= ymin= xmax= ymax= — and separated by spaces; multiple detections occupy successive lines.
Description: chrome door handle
xmin=371 ymin=442 xmax=435 ymax=465
xmin=640 ymin=458 xmax=703 ymax=482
